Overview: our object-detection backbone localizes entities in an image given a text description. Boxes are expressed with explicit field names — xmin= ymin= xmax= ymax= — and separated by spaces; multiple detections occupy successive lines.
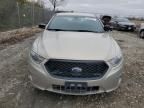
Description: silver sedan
xmin=28 ymin=13 xmax=123 ymax=95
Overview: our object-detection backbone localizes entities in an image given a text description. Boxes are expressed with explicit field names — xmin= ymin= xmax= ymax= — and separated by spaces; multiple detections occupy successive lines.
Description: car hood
xmin=41 ymin=31 xmax=114 ymax=60
xmin=118 ymin=22 xmax=135 ymax=26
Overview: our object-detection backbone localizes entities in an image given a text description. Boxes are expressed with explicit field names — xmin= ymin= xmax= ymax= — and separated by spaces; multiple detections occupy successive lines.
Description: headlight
xmin=30 ymin=50 xmax=45 ymax=64
xmin=108 ymin=56 xmax=122 ymax=67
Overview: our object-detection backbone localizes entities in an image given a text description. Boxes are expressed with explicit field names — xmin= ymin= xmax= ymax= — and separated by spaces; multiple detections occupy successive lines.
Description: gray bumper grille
xmin=45 ymin=59 xmax=109 ymax=79
xmin=52 ymin=84 xmax=99 ymax=93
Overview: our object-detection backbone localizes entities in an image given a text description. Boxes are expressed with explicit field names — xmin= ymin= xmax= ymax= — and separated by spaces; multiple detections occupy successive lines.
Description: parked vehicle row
xmin=100 ymin=15 xmax=136 ymax=32
xmin=101 ymin=15 xmax=144 ymax=39
xmin=111 ymin=17 xmax=136 ymax=32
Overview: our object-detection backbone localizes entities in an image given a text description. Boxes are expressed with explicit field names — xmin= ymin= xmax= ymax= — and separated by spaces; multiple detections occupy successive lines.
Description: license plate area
xmin=65 ymin=82 xmax=87 ymax=93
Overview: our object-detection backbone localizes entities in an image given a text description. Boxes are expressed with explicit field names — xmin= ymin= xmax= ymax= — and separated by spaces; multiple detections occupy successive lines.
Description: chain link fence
xmin=0 ymin=0 xmax=53 ymax=32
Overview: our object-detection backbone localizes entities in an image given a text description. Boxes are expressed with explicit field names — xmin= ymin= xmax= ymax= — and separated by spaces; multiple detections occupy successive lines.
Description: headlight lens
xmin=108 ymin=56 xmax=122 ymax=67
xmin=30 ymin=50 xmax=45 ymax=64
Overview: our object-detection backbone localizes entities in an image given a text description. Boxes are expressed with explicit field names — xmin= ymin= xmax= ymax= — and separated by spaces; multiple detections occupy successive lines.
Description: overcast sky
xmin=45 ymin=0 xmax=144 ymax=17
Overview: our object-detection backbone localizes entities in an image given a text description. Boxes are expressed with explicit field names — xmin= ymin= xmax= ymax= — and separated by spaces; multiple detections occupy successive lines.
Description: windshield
xmin=47 ymin=15 xmax=104 ymax=33
xmin=116 ymin=18 xmax=130 ymax=22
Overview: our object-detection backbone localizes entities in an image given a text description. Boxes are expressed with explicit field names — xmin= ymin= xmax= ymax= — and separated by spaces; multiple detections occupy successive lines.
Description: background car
xmin=111 ymin=17 xmax=136 ymax=31
xmin=138 ymin=23 xmax=144 ymax=38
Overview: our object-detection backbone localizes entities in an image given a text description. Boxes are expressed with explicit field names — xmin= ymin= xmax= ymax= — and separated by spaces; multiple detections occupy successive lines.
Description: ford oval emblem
xmin=72 ymin=67 xmax=82 ymax=73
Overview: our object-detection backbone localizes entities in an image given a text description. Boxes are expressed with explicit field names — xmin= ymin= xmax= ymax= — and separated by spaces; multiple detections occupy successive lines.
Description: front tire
xmin=140 ymin=30 xmax=144 ymax=39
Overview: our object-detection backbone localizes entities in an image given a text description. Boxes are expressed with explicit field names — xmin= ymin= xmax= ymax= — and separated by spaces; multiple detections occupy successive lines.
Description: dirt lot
xmin=0 ymin=27 xmax=42 ymax=50
xmin=0 ymin=30 xmax=144 ymax=108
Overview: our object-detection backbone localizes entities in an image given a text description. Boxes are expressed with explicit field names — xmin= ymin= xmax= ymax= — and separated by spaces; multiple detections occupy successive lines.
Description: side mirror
xmin=104 ymin=25 xmax=113 ymax=31
xmin=38 ymin=24 xmax=46 ymax=29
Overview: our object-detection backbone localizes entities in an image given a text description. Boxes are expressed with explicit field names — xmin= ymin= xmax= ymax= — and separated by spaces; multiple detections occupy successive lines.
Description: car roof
xmin=56 ymin=12 xmax=96 ymax=18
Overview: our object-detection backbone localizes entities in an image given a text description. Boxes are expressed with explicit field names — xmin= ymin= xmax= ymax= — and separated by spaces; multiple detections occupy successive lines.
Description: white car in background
xmin=28 ymin=13 xmax=123 ymax=95
xmin=138 ymin=23 xmax=144 ymax=38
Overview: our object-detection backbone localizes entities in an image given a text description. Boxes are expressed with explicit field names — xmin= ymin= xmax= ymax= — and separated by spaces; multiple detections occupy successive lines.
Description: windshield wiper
xmin=47 ymin=29 xmax=65 ymax=31
xmin=48 ymin=29 xmax=98 ymax=33
xmin=74 ymin=30 xmax=98 ymax=33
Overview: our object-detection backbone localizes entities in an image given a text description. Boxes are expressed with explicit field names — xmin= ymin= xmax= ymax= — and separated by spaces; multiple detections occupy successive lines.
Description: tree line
xmin=0 ymin=0 xmax=53 ymax=31
xmin=0 ymin=0 xmax=67 ymax=31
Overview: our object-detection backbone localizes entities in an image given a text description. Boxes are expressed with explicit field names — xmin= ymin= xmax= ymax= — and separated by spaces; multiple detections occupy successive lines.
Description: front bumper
xmin=28 ymin=58 xmax=123 ymax=95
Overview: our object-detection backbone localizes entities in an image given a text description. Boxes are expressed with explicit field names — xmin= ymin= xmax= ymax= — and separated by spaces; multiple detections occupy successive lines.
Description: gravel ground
xmin=0 ymin=27 xmax=42 ymax=50
xmin=0 ymin=31 xmax=144 ymax=108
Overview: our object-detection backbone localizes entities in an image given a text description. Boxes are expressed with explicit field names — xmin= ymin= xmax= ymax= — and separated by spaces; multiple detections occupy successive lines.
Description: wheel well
xmin=140 ymin=29 xmax=144 ymax=33
xmin=140 ymin=29 xmax=144 ymax=38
